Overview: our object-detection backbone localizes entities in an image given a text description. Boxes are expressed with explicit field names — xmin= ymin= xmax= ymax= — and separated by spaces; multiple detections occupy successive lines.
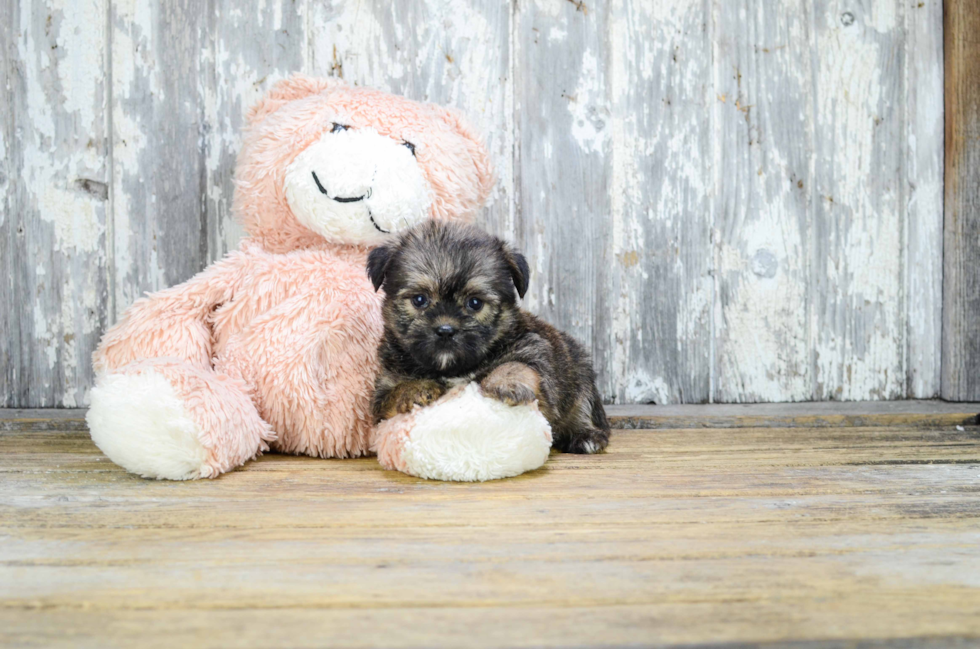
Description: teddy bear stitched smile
xmin=311 ymin=170 xmax=370 ymax=202
xmin=310 ymin=168 xmax=390 ymax=234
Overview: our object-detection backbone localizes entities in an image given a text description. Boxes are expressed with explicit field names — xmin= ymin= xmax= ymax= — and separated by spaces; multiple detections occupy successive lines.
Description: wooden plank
xmin=711 ymin=0 xmax=812 ymax=402
xmin=0 ymin=0 xmax=110 ymax=408
xmin=810 ymin=1 xmax=906 ymax=401
xmin=513 ymin=0 xmax=609 ymax=392
xmin=0 ymin=409 xmax=88 ymax=432
xmin=607 ymin=401 xmax=980 ymax=429
xmin=203 ymin=0 xmax=308 ymax=261
xmin=1 ymin=425 xmax=979 ymax=647
xmin=5 ymin=428 xmax=980 ymax=488
xmin=1 ymin=608 xmax=978 ymax=649
xmin=109 ymin=0 xmax=210 ymax=317
xmin=307 ymin=0 xmax=513 ymax=235
xmin=942 ymin=0 xmax=980 ymax=401
xmin=905 ymin=0 xmax=944 ymax=398
xmin=596 ymin=0 xmax=711 ymax=405
xmin=4 ymin=400 xmax=980 ymax=432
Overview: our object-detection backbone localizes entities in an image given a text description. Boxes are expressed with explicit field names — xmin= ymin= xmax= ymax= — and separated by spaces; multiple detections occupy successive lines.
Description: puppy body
xmin=368 ymin=221 xmax=610 ymax=454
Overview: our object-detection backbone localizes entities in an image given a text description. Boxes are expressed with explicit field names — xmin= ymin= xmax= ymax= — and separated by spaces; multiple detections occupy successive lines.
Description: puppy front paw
xmin=382 ymin=380 xmax=446 ymax=419
xmin=480 ymin=362 xmax=540 ymax=406
xmin=557 ymin=429 xmax=610 ymax=454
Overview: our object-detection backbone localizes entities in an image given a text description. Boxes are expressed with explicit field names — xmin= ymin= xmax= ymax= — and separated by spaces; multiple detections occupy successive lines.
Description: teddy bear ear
xmin=246 ymin=74 xmax=345 ymax=126
xmin=438 ymin=107 xmax=496 ymax=207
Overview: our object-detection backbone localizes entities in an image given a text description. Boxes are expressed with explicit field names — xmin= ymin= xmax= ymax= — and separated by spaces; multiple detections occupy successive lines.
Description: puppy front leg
xmin=373 ymin=379 xmax=446 ymax=422
xmin=479 ymin=362 xmax=541 ymax=406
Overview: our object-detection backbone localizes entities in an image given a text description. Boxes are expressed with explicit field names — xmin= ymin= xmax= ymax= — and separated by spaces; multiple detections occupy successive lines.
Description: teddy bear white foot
xmin=372 ymin=383 xmax=553 ymax=482
xmin=87 ymin=370 xmax=209 ymax=480
xmin=87 ymin=360 xmax=275 ymax=480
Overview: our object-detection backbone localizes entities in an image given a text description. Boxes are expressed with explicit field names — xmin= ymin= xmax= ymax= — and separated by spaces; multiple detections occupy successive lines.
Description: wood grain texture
xmin=109 ymin=0 xmax=210 ymax=314
xmin=906 ymin=0 xmax=944 ymax=399
xmin=0 ymin=0 xmax=110 ymax=408
xmin=514 ymin=0 xmax=609 ymax=384
xmin=811 ymin=0 xmax=906 ymax=402
xmin=712 ymin=0 xmax=812 ymax=402
xmin=2 ymin=424 xmax=979 ymax=647
xmin=942 ymin=0 xmax=980 ymax=401
xmin=599 ymin=0 xmax=712 ymax=405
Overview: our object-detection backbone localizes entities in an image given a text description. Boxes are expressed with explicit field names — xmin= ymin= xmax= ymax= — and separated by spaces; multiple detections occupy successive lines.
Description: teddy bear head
xmin=232 ymin=75 xmax=495 ymax=253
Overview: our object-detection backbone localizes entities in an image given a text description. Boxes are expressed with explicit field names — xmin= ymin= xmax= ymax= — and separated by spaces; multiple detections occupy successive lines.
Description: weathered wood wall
xmin=0 ymin=0 xmax=946 ymax=407
xmin=942 ymin=0 xmax=980 ymax=401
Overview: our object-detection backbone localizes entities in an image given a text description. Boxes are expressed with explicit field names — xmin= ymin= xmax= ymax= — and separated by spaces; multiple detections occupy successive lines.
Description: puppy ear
xmin=505 ymin=247 xmax=530 ymax=299
xmin=366 ymin=245 xmax=393 ymax=292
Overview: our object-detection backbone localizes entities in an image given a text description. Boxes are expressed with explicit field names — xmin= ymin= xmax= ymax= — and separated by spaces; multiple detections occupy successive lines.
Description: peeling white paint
xmin=32 ymin=304 xmax=58 ymax=371
xmin=532 ymin=0 xmax=564 ymax=19
xmin=314 ymin=1 xmax=402 ymax=84
xmin=568 ymin=51 xmax=608 ymax=154
xmin=905 ymin=0 xmax=944 ymax=398
xmin=869 ymin=1 xmax=899 ymax=33
xmin=812 ymin=0 xmax=905 ymax=401
xmin=5 ymin=0 xmax=109 ymax=406
xmin=36 ymin=183 xmax=103 ymax=252
xmin=604 ymin=0 xmax=714 ymax=403
xmin=624 ymin=370 xmax=671 ymax=405
xmin=55 ymin=0 xmax=105 ymax=127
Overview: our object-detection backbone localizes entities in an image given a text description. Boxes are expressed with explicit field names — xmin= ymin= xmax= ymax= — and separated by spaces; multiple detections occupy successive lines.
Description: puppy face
xmin=368 ymin=221 xmax=530 ymax=376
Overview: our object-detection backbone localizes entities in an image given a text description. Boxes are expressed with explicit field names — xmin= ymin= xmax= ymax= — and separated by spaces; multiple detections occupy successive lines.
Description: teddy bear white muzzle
xmin=284 ymin=126 xmax=432 ymax=244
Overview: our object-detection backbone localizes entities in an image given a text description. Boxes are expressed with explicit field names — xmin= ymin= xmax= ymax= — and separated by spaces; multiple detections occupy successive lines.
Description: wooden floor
xmin=2 ymin=413 xmax=980 ymax=648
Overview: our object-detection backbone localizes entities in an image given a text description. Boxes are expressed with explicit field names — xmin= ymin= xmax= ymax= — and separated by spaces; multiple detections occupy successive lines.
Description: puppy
xmin=367 ymin=220 xmax=610 ymax=454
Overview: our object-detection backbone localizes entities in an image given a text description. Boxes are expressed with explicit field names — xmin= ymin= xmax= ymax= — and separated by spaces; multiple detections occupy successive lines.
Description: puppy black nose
xmin=435 ymin=324 xmax=456 ymax=338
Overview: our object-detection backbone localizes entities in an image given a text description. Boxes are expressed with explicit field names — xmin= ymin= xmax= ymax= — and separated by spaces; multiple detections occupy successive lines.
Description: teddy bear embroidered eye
xmin=85 ymin=75 xmax=494 ymax=480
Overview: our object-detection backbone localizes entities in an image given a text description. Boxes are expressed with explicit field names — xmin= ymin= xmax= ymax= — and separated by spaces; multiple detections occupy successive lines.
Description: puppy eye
xmin=403 ymin=141 xmax=416 ymax=157
xmin=331 ymin=123 xmax=350 ymax=133
xmin=467 ymin=297 xmax=484 ymax=312
xmin=411 ymin=295 xmax=429 ymax=309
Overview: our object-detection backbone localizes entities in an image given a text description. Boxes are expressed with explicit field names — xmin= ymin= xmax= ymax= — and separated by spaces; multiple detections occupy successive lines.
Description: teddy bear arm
xmin=93 ymin=253 xmax=248 ymax=374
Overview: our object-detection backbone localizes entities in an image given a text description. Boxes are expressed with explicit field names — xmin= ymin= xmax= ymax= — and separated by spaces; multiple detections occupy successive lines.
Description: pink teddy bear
xmin=87 ymin=75 xmax=493 ymax=480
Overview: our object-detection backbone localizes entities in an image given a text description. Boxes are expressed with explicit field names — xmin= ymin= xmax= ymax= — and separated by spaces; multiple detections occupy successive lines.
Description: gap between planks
xmin=1 ymin=401 xmax=979 ymax=433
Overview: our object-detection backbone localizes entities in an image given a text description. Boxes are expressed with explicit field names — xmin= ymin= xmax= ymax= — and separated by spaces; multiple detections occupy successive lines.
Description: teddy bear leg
xmin=86 ymin=359 xmax=275 ymax=480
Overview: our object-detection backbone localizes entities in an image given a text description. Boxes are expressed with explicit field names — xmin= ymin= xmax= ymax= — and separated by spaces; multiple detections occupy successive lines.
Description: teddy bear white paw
xmin=375 ymin=383 xmax=553 ymax=482
xmin=87 ymin=370 xmax=208 ymax=480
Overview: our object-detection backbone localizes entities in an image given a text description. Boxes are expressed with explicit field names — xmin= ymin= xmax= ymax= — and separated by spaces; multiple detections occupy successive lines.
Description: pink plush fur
xmin=90 ymin=75 xmax=493 ymax=477
xmin=371 ymin=411 xmax=416 ymax=474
